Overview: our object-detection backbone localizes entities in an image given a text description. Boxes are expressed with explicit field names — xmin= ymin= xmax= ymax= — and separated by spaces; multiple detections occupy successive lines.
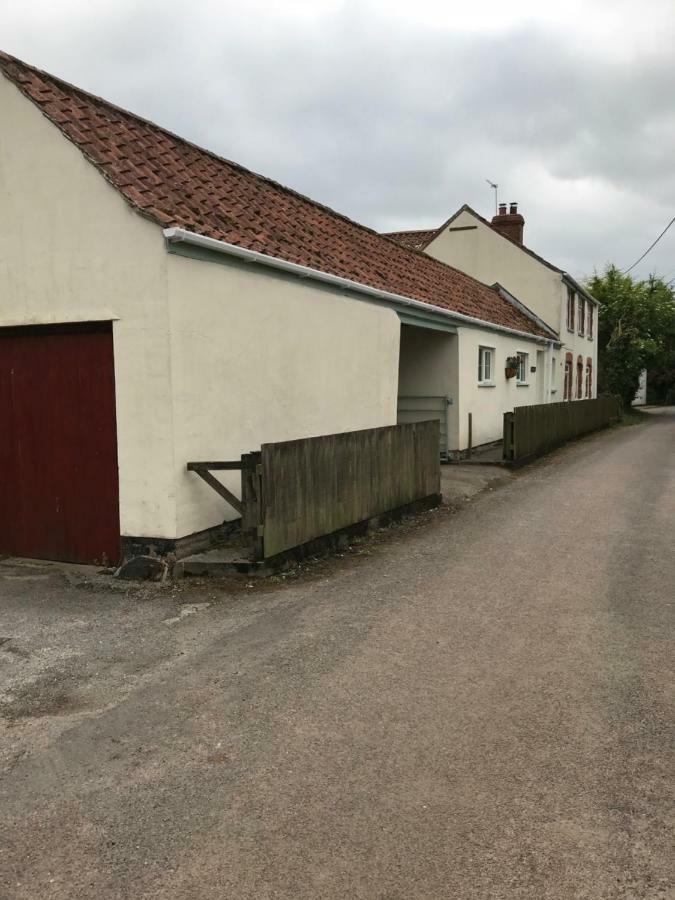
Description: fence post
xmin=241 ymin=451 xmax=264 ymax=560
xmin=503 ymin=412 xmax=515 ymax=461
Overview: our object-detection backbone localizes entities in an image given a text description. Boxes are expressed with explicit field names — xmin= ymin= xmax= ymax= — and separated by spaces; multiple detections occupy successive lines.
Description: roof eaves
xmin=0 ymin=50 xmax=389 ymax=246
xmin=438 ymin=203 xmax=566 ymax=275
xmin=562 ymin=273 xmax=598 ymax=306
xmin=397 ymin=204 xmax=497 ymax=251
xmin=0 ymin=50 xmax=555 ymax=340
xmin=166 ymin=227 xmax=555 ymax=343
xmin=493 ymin=283 xmax=561 ymax=343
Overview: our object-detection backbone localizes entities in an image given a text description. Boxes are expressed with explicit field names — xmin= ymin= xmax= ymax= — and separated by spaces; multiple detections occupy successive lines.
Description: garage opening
xmin=397 ymin=323 xmax=458 ymax=460
xmin=0 ymin=322 xmax=120 ymax=565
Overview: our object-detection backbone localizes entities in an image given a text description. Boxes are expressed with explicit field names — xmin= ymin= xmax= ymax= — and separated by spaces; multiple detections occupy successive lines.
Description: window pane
xmin=478 ymin=347 xmax=492 ymax=382
xmin=517 ymin=352 xmax=528 ymax=382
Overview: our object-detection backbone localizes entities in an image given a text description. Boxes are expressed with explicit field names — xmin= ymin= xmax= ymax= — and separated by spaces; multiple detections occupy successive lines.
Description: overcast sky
xmin=3 ymin=0 xmax=675 ymax=281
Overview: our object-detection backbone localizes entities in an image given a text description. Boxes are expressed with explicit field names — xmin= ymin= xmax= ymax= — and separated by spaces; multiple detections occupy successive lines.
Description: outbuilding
xmin=0 ymin=52 xmax=556 ymax=564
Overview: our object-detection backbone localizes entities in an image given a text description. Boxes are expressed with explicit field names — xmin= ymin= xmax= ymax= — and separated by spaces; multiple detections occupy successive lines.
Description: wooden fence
xmin=396 ymin=395 xmax=451 ymax=460
xmin=189 ymin=420 xmax=441 ymax=561
xmin=260 ymin=421 xmax=440 ymax=558
xmin=503 ymin=396 xmax=621 ymax=462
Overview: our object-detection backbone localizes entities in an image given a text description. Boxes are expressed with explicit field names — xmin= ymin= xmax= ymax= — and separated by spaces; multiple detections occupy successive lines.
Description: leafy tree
xmin=585 ymin=266 xmax=675 ymax=407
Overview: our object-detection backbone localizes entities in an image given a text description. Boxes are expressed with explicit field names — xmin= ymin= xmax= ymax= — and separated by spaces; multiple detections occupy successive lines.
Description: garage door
xmin=0 ymin=323 xmax=120 ymax=565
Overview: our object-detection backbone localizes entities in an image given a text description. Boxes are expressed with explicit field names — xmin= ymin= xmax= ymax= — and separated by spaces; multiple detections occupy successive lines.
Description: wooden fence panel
xmin=261 ymin=421 xmax=440 ymax=558
xmin=505 ymin=397 xmax=620 ymax=462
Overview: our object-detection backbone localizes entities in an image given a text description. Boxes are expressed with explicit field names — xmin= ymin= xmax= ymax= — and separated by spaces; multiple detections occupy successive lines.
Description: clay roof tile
xmin=0 ymin=50 xmax=554 ymax=339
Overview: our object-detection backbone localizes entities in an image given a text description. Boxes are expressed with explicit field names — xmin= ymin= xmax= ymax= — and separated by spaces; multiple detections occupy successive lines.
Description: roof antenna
xmin=486 ymin=179 xmax=498 ymax=215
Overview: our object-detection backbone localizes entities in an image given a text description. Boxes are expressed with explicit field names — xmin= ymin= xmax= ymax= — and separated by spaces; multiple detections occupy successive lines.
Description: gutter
xmin=163 ymin=228 xmax=557 ymax=345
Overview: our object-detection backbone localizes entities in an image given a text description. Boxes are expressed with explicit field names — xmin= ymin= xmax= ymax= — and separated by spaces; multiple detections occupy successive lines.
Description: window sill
xmin=567 ymin=327 xmax=575 ymax=334
xmin=578 ymin=332 xmax=585 ymax=338
xmin=477 ymin=382 xmax=496 ymax=388
xmin=516 ymin=382 xmax=529 ymax=387
xmin=550 ymin=389 xmax=557 ymax=394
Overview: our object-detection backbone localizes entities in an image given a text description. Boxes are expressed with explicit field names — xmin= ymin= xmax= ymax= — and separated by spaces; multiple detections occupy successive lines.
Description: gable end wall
xmin=424 ymin=209 xmax=563 ymax=330
xmin=0 ymin=73 xmax=176 ymax=538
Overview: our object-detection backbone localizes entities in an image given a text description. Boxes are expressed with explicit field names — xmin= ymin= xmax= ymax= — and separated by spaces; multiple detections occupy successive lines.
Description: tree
xmin=585 ymin=266 xmax=675 ymax=408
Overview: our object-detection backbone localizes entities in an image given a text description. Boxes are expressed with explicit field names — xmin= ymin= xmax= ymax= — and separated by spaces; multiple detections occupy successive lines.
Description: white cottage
xmin=0 ymin=52 xmax=556 ymax=565
xmin=385 ymin=203 xmax=599 ymax=418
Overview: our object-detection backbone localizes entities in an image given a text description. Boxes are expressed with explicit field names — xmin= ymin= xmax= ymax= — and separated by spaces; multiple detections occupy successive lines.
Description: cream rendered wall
xmin=166 ymin=253 xmax=402 ymax=537
xmin=560 ymin=288 xmax=599 ymax=398
xmin=456 ymin=327 xmax=553 ymax=449
xmin=426 ymin=209 xmax=563 ymax=329
xmin=0 ymin=74 xmax=176 ymax=538
xmin=425 ymin=209 xmax=598 ymax=400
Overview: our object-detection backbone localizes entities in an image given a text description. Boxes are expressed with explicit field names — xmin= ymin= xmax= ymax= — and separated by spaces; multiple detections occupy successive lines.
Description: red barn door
xmin=0 ymin=323 xmax=120 ymax=565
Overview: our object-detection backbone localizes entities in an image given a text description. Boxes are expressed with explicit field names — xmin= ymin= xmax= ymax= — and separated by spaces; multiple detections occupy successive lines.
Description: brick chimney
xmin=491 ymin=201 xmax=525 ymax=244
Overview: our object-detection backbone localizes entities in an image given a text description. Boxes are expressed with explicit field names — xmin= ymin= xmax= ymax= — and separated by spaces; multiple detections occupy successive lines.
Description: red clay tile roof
xmin=0 ymin=51 xmax=554 ymax=339
xmin=381 ymin=229 xmax=438 ymax=251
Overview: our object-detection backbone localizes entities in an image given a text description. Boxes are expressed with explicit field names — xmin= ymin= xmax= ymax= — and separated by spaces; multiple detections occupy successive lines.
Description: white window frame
xmin=516 ymin=351 xmax=529 ymax=385
xmin=578 ymin=296 xmax=585 ymax=336
xmin=477 ymin=345 xmax=495 ymax=385
xmin=551 ymin=356 xmax=557 ymax=394
xmin=587 ymin=304 xmax=594 ymax=340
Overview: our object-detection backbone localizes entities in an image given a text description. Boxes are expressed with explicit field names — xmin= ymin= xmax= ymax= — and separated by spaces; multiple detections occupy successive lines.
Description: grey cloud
xmin=3 ymin=1 xmax=675 ymax=280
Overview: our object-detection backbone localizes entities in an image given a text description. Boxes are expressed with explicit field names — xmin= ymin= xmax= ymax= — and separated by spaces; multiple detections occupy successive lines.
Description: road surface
xmin=1 ymin=411 xmax=674 ymax=899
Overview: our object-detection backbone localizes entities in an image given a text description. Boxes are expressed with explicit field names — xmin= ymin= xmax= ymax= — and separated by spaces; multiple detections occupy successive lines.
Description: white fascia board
xmin=163 ymin=227 xmax=556 ymax=345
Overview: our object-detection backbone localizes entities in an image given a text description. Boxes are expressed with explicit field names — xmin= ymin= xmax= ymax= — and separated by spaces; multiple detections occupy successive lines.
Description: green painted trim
xmin=397 ymin=311 xmax=457 ymax=333
xmin=167 ymin=241 xmax=227 ymax=265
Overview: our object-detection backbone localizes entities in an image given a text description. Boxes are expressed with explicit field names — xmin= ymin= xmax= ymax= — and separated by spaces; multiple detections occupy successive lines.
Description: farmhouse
xmin=0 ymin=52 xmax=557 ymax=566
xmin=386 ymin=203 xmax=599 ymax=410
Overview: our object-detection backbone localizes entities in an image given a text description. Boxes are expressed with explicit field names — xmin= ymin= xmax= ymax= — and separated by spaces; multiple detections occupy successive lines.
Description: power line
xmin=622 ymin=215 xmax=675 ymax=274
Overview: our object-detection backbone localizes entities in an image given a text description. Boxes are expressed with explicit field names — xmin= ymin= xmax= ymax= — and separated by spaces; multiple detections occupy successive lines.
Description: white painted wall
xmin=1 ymin=74 xmax=403 ymax=543
xmin=397 ymin=326 xmax=457 ymax=396
xmin=0 ymin=73 xmax=176 ymax=539
xmin=1 ymin=74 xmax=594 ymax=547
xmin=166 ymin=253 xmax=402 ymax=537
xmin=425 ymin=208 xmax=598 ymax=400
xmin=456 ymin=327 xmax=553 ymax=448
xmin=561 ymin=289 xmax=599 ymax=399
xmin=426 ymin=209 xmax=562 ymax=328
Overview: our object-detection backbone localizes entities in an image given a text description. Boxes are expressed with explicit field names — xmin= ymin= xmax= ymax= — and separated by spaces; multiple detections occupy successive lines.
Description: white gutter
xmin=163 ymin=227 xmax=557 ymax=345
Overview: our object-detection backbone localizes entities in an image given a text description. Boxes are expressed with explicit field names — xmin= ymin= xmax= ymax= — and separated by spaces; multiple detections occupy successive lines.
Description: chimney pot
xmin=490 ymin=203 xmax=525 ymax=244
